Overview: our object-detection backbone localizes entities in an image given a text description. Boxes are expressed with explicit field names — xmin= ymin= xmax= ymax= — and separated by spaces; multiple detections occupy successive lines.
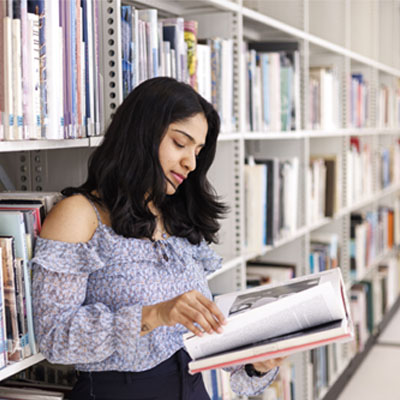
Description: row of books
xmin=349 ymin=73 xmax=369 ymax=129
xmin=0 ymin=191 xmax=61 ymax=370
xmin=308 ymin=153 xmax=342 ymax=224
xmin=249 ymin=361 xmax=295 ymax=400
xmin=309 ymin=233 xmax=340 ymax=274
xmin=378 ymin=83 xmax=400 ymax=128
xmin=0 ymin=0 xmax=103 ymax=141
xmin=119 ymin=5 xmax=234 ymax=133
xmin=244 ymin=41 xmax=301 ymax=133
xmin=309 ymin=66 xmax=340 ymax=130
xmin=310 ymin=343 xmax=341 ymax=399
xmin=379 ymin=140 xmax=400 ymax=190
xmin=202 ymin=369 xmax=233 ymax=400
xmin=0 ymin=385 xmax=64 ymax=399
xmin=347 ymin=136 xmax=373 ymax=206
xmin=350 ymin=204 xmax=400 ymax=282
xmin=244 ymin=156 xmax=299 ymax=252
xmin=350 ymin=255 xmax=400 ymax=354
xmin=308 ymin=254 xmax=400 ymax=399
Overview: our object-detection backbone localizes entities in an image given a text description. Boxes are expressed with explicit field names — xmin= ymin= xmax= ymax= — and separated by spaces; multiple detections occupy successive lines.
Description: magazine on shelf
xmin=184 ymin=268 xmax=354 ymax=374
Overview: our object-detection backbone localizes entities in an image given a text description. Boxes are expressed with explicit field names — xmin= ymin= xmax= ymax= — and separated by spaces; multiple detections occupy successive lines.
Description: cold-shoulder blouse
xmin=31 ymin=207 xmax=278 ymax=396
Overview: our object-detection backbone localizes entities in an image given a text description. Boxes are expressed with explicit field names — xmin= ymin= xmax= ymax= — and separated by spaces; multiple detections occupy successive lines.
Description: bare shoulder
xmin=40 ymin=194 xmax=99 ymax=243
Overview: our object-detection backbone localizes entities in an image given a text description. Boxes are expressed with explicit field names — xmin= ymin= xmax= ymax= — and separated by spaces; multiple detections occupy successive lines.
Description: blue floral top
xmin=31 ymin=207 xmax=278 ymax=396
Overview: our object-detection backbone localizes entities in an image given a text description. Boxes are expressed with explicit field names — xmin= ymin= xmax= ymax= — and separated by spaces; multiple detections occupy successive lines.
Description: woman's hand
xmin=141 ymin=290 xmax=227 ymax=336
xmin=252 ymin=357 xmax=286 ymax=373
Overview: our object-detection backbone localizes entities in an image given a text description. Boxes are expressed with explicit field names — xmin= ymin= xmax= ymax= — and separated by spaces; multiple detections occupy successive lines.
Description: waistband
xmin=76 ymin=349 xmax=194 ymax=399
xmin=77 ymin=349 xmax=186 ymax=380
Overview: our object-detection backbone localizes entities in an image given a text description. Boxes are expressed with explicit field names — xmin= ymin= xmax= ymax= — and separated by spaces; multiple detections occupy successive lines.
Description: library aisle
xmin=338 ymin=307 xmax=400 ymax=400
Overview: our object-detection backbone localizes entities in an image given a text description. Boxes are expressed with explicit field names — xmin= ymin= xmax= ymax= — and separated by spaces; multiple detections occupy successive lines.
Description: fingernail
xmin=197 ymin=331 xmax=203 ymax=337
xmin=217 ymin=327 xmax=223 ymax=334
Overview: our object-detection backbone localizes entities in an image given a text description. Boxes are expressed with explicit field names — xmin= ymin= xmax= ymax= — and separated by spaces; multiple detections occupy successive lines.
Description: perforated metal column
xmin=98 ymin=0 xmax=124 ymax=130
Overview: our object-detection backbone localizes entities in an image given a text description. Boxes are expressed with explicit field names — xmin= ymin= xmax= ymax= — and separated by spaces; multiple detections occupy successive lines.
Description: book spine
xmin=11 ymin=5 xmax=24 ymax=140
xmin=183 ymin=20 xmax=198 ymax=90
xmin=20 ymin=0 xmax=30 ymax=139
xmin=4 ymin=12 xmax=15 ymax=140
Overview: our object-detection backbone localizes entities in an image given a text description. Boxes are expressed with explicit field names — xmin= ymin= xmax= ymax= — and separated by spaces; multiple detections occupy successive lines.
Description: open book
xmin=184 ymin=268 xmax=353 ymax=374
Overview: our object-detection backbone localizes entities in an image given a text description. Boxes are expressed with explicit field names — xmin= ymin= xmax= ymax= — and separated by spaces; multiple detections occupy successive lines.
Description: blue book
xmin=121 ymin=6 xmax=132 ymax=99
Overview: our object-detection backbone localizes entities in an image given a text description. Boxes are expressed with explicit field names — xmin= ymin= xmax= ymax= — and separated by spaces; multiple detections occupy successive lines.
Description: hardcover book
xmin=184 ymin=268 xmax=353 ymax=374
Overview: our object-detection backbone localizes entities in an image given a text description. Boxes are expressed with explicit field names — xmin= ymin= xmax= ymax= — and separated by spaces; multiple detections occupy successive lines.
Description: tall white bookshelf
xmin=0 ymin=0 xmax=400 ymax=399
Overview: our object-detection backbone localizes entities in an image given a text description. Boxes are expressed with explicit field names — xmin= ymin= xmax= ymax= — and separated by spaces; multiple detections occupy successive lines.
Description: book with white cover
xmin=184 ymin=268 xmax=353 ymax=374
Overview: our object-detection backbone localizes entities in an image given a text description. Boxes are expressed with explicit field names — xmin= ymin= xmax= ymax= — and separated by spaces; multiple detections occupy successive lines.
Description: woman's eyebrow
xmin=173 ymin=129 xmax=205 ymax=147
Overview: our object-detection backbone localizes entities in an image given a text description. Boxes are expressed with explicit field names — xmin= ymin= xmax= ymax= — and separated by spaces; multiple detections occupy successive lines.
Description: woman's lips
xmin=171 ymin=171 xmax=185 ymax=185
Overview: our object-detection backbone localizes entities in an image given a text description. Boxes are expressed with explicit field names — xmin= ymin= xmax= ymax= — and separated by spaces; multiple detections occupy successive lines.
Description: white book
xmin=85 ymin=0 xmax=95 ymax=136
xmin=355 ymin=223 xmax=367 ymax=280
xmin=12 ymin=18 xmax=23 ymax=140
xmin=196 ymin=44 xmax=211 ymax=103
xmin=184 ymin=268 xmax=353 ymax=373
xmin=131 ymin=9 xmax=139 ymax=87
xmin=162 ymin=17 xmax=185 ymax=82
xmin=138 ymin=9 xmax=158 ymax=79
xmin=221 ymin=39 xmax=233 ymax=132
xmin=244 ymin=163 xmax=267 ymax=252
xmin=46 ymin=0 xmax=62 ymax=139
xmin=162 ymin=41 xmax=171 ymax=77
xmin=27 ymin=12 xmax=41 ymax=139
xmin=4 ymin=15 xmax=14 ymax=140
xmin=171 ymin=48 xmax=176 ymax=79
xmin=80 ymin=32 xmax=86 ymax=138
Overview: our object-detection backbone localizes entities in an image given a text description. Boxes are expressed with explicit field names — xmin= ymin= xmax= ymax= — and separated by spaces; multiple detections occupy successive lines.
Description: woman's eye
xmin=173 ymin=140 xmax=184 ymax=148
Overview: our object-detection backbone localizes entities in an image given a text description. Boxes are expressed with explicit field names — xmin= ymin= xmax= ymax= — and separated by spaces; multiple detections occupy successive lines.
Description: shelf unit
xmin=1 ymin=0 xmax=400 ymax=399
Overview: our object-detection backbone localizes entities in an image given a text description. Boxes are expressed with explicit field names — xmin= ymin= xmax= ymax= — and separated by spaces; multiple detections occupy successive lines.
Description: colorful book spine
xmin=184 ymin=20 xmax=198 ymax=90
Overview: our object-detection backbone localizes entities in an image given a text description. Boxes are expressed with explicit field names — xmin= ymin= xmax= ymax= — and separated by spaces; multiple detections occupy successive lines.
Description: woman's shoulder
xmin=39 ymin=194 xmax=99 ymax=244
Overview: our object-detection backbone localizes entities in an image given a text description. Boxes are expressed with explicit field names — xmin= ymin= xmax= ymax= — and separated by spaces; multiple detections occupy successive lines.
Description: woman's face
xmin=158 ymin=113 xmax=208 ymax=195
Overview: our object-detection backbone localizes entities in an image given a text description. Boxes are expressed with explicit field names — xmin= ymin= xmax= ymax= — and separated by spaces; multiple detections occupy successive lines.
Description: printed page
xmin=184 ymin=269 xmax=345 ymax=360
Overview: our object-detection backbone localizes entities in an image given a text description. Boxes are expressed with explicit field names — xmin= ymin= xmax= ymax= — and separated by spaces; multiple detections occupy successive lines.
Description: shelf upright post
xmin=232 ymin=0 xmax=246 ymax=291
xmin=98 ymin=0 xmax=124 ymax=133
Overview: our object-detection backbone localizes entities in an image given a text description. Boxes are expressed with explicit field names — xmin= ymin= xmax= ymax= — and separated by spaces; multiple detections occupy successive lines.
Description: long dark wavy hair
xmin=62 ymin=77 xmax=227 ymax=244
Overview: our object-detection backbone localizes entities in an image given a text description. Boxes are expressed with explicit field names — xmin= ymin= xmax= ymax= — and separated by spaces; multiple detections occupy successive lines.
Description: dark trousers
xmin=69 ymin=349 xmax=210 ymax=400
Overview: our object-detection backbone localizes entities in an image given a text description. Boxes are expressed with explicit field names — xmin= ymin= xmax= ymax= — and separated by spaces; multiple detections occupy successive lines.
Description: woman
xmin=31 ymin=77 xmax=283 ymax=399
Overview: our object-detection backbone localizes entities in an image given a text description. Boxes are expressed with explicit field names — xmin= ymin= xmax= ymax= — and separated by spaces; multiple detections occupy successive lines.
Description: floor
xmin=337 ymin=306 xmax=400 ymax=400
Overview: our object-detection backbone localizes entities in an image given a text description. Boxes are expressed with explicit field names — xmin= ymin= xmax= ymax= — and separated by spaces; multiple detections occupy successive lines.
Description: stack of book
xmin=244 ymin=41 xmax=301 ymax=132
xmin=0 ymin=191 xmax=61 ymax=369
xmin=244 ymin=156 xmax=299 ymax=252
xmin=119 ymin=6 xmax=234 ymax=133
xmin=309 ymin=66 xmax=340 ymax=130
xmin=350 ymin=73 xmax=369 ymax=128
xmin=0 ymin=1 xmax=102 ymax=140
xmin=308 ymin=154 xmax=342 ymax=224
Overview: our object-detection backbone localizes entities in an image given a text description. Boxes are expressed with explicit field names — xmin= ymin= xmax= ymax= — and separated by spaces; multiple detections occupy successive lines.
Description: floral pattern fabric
xmin=31 ymin=210 xmax=277 ymax=396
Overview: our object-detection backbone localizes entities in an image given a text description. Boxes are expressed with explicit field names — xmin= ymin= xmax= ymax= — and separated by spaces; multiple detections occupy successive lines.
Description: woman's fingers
xmin=252 ymin=357 xmax=287 ymax=373
xmin=158 ymin=290 xmax=227 ymax=336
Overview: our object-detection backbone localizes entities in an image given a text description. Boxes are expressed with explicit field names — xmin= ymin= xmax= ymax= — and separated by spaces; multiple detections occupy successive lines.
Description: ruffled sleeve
xmin=192 ymin=240 xmax=222 ymax=275
xmin=225 ymin=365 xmax=279 ymax=396
xmin=31 ymin=236 xmax=143 ymax=365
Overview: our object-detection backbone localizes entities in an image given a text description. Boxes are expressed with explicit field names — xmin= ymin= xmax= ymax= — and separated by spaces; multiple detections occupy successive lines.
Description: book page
xmin=184 ymin=269 xmax=346 ymax=360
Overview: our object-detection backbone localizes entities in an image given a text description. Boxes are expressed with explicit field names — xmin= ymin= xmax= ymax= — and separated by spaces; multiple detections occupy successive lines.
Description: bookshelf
xmin=0 ymin=0 xmax=400 ymax=399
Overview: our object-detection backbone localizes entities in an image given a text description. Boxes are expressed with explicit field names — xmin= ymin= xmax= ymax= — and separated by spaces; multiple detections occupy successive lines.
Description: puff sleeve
xmin=226 ymin=365 xmax=279 ymax=396
xmin=31 ymin=236 xmax=143 ymax=365
xmin=192 ymin=240 xmax=222 ymax=275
